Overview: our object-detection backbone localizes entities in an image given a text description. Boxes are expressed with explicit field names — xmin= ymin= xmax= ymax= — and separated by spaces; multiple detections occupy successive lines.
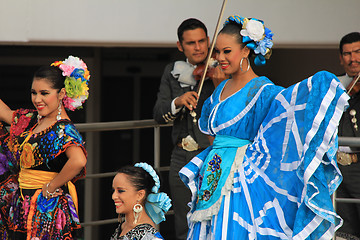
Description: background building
xmin=0 ymin=0 xmax=359 ymax=239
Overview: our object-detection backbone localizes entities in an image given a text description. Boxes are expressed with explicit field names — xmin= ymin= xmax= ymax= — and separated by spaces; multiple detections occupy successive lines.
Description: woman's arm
xmin=42 ymin=145 xmax=87 ymax=197
xmin=0 ymin=99 xmax=14 ymax=125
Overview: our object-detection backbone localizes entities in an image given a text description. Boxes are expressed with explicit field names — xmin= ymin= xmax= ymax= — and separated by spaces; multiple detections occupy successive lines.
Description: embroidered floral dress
xmin=110 ymin=223 xmax=164 ymax=240
xmin=0 ymin=109 xmax=86 ymax=240
xmin=179 ymin=71 xmax=349 ymax=239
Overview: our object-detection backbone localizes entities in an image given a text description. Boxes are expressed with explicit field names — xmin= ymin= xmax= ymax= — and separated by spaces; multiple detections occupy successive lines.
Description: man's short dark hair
xmin=177 ymin=18 xmax=208 ymax=43
xmin=339 ymin=32 xmax=360 ymax=54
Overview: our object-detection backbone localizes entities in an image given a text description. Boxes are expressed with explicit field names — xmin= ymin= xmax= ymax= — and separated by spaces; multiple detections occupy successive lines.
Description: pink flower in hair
xmin=59 ymin=65 xmax=75 ymax=77
xmin=62 ymin=96 xmax=77 ymax=111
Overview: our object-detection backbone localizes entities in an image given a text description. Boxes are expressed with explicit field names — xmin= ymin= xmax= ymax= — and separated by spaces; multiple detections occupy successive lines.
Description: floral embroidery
xmin=20 ymin=142 xmax=35 ymax=168
xmin=209 ymin=154 xmax=222 ymax=172
xmin=110 ymin=223 xmax=161 ymax=240
xmin=12 ymin=113 xmax=33 ymax=136
xmin=202 ymin=190 xmax=211 ymax=201
xmin=198 ymin=154 xmax=222 ymax=202
xmin=58 ymin=126 xmax=64 ymax=138
xmin=37 ymin=193 xmax=59 ymax=213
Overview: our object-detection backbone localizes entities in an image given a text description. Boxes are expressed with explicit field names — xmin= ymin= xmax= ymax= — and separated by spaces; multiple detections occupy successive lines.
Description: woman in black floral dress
xmin=0 ymin=56 xmax=89 ymax=239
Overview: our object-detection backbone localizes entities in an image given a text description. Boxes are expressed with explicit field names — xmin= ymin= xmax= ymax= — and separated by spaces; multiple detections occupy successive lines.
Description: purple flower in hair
xmin=255 ymin=38 xmax=273 ymax=56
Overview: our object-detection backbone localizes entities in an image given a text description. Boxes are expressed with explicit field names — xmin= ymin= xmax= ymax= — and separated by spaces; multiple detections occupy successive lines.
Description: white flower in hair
xmin=62 ymin=56 xmax=87 ymax=70
xmin=240 ymin=19 xmax=265 ymax=42
xmin=71 ymin=95 xmax=87 ymax=109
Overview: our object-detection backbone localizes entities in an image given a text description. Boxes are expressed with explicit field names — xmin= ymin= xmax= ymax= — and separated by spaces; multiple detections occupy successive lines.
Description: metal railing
xmin=74 ymin=120 xmax=360 ymax=228
xmin=75 ymin=119 xmax=172 ymax=172
xmin=8 ymin=120 xmax=358 ymax=238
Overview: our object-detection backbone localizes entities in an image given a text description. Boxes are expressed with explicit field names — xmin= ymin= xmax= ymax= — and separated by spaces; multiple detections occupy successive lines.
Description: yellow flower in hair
xmin=80 ymin=80 xmax=89 ymax=96
xmin=84 ymin=69 xmax=90 ymax=80
xmin=51 ymin=61 xmax=63 ymax=67
xmin=242 ymin=18 xmax=249 ymax=28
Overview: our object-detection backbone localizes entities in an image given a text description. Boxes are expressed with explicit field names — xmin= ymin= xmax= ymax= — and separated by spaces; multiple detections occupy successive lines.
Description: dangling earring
xmin=133 ymin=203 xmax=143 ymax=224
xmin=37 ymin=114 xmax=42 ymax=122
xmin=57 ymin=101 xmax=62 ymax=121
xmin=240 ymin=57 xmax=250 ymax=73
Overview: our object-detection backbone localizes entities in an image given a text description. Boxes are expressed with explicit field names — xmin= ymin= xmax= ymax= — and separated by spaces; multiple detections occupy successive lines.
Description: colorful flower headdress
xmin=134 ymin=162 xmax=172 ymax=224
xmin=224 ymin=15 xmax=274 ymax=66
xmin=51 ymin=56 xmax=90 ymax=111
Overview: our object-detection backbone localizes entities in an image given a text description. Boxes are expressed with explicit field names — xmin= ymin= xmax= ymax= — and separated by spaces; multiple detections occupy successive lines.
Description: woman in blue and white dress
xmin=179 ymin=15 xmax=348 ymax=240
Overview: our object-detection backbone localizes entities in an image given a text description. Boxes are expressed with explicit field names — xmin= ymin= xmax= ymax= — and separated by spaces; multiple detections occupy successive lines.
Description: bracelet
xmin=45 ymin=182 xmax=59 ymax=199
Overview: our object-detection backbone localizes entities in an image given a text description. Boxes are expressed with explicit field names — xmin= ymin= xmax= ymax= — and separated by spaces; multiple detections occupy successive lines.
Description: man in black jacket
xmin=336 ymin=32 xmax=360 ymax=238
xmin=153 ymin=18 xmax=224 ymax=240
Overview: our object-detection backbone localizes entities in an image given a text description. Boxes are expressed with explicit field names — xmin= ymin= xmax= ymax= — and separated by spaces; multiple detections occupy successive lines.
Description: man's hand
xmin=175 ymin=91 xmax=198 ymax=111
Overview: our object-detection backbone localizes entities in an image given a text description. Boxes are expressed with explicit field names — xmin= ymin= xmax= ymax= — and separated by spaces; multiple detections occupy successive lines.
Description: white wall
xmin=0 ymin=0 xmax=359 ymax=47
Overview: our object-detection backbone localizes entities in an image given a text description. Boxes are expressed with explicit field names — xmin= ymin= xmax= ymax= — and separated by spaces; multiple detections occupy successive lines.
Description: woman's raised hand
xmin=0 ymin=99 xmax=14 ymax=124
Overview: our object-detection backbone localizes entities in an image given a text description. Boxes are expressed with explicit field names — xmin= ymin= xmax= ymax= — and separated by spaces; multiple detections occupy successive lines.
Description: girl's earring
xmin=133 ymin=202 xmax=143 ymax=224
xmin=57 ymin=101 xmax=62 ymax=121
xmin=240 ymin=57 xmax=250 ymax=73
